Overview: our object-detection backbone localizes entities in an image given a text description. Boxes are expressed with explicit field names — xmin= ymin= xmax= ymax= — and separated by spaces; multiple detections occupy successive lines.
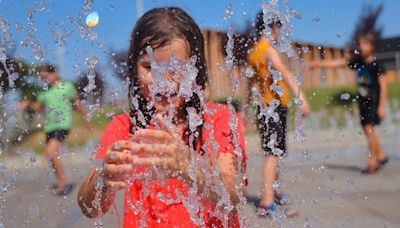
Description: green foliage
xmin=305 ymin=86 xmax=357 ymax=111
xmin=305 ymin=81 xmax=400 ymax=112
xmin=212 ymin=97 xmax=241 ymax=112
xmin=329 ymin=88 xmax=358 ymax=106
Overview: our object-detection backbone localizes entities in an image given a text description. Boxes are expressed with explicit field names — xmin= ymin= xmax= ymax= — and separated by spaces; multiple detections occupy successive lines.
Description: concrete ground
xmin=1 ymin=124 xmax=400 ymax=227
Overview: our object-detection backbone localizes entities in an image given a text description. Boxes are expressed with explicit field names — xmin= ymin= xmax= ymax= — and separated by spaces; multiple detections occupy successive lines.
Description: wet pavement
xmin=2 ymin=125 xmax=400 ymax=227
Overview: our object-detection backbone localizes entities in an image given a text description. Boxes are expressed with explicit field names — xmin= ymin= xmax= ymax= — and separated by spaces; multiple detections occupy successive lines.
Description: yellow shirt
xmin=247 ymin=39 xmax=290 ymax=107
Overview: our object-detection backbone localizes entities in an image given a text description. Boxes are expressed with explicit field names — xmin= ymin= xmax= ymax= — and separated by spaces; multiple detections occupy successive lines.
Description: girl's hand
xmin=130 ymin=115 xmax=191 ymax=179
xmin=17 ymin=100 xmax=30 ymax=110
xmin=103 ymin=141 xmax=134 ymax=190
xmin=378 ymin=105 xmax=386 ymax=119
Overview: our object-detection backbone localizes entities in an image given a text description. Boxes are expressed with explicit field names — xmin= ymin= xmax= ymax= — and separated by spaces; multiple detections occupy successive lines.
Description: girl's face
xmin=358 ymin=37 xmax=374 ymax=58
xmin=39 ymin=71 xmax=58 ymax=85
xmin=137 ymin=38 xmax=190 ymax=114
xmin=270 ymin=23 xmax=281 ymax=41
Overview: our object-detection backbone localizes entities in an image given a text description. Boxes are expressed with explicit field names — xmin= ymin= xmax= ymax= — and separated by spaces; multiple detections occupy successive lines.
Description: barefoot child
xmin=309 ymin=33 xmax=388 ymax=174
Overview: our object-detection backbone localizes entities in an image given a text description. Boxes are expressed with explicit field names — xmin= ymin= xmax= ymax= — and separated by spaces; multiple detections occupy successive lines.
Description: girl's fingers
xmin=131 ymin=143 xmax=175 ymax=157
xmin=155 ymin=114 xmax=169 ymax=132
xmin=103 ymin=163 xmax=133 ymax=179
xmin=104 ymin=180 xmax=126 ymax=190
xmin=111 ymin=141 xmax=135 ymax=151
xmin=131 ymin=129 xmax=174 ymax=143
xmin=105 ymin=150 xmax=133 ymax=164
xmin=132 ymin=157 xmax=174 ymax=168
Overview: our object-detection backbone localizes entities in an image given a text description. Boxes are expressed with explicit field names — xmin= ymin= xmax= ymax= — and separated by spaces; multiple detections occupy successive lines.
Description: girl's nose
xmin=163 ymin=70 xmax=180 ymax=82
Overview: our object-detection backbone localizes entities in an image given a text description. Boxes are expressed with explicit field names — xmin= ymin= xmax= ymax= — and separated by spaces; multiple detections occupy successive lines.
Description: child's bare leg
xmin=260 ymin=155 xmax=278 ymax=207
xmin=362 ymin=124 xmax=379 ymax=167
xmin=46 ymin=139 xmax=66 ymax=188
xmin=372 ymin=132 xmax=386 ymax=161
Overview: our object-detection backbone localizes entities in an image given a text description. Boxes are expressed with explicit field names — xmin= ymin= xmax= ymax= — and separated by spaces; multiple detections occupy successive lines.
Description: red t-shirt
xmin=95 ymin=103 xmax=246 ymax=227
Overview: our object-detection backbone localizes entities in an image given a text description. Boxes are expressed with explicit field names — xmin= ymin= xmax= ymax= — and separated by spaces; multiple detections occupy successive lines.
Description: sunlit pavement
xmin=2 ymin=126 xmax=400 ymax=227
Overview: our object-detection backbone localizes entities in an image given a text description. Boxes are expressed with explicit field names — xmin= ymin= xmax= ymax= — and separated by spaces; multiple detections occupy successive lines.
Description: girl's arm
xmin=216 ymin=153 xmax=242 ymax=205
xmin=378 ymin=74 xmax=387 ymax=119
xmin=17 ymin=100 xmax=42 ymax=111
xmin=78 ymin=141 xmax=133 ymax=218
xmin=78 ymin=169 xmax=116 ymax=218
xmin=308 ymin=58 xmax=348 ymax=69
xmin=265 ymin=47 xmax=310 ymax=116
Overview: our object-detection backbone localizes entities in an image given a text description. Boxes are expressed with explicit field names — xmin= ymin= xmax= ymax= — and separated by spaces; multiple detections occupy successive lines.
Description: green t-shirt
xmin=37 ymin=82 xmax=78 ymax=133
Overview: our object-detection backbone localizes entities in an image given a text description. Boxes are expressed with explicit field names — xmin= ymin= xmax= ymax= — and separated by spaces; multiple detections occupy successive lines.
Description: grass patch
xmin=304 ymin=81 xmax=400 ymax=112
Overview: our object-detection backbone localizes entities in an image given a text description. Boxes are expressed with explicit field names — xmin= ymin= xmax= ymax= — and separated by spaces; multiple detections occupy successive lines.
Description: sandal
xmin=257 ymin=203 xmax=298 ymax=218
xmin=256 ymin=203 xmax=276 ymax=217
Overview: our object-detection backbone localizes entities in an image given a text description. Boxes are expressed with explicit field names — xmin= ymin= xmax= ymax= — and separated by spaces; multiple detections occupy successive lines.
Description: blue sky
xmin=1 ymin=0 xmax=399 ymax=82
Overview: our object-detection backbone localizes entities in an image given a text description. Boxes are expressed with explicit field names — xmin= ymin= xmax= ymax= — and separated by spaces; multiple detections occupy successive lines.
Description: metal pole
xmin=395 ymin=52 xmax=400 ymax=81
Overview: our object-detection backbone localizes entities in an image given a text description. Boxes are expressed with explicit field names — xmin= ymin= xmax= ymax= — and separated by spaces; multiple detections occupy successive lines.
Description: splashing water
xmin=0 ymin=14 xmax=15 ymax=49
xmin=222 ymin=4 xmax=249 ymax=226
xmin=77 ymin=0 xmax=97 ymax=41
xmin=124 ymin=45 xmax=210 ymax=225
xmin=21 ymin=2 xmax=48 ymax=62
xmin=262 ymin=0 xmax=306 ymax=143
xmin=83 ymin=55 xmax=99 ymax=120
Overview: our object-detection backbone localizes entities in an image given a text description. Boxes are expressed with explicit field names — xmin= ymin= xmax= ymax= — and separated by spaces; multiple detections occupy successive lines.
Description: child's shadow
xmin=324 ymin=164 xmax=362 ymax=172
xmin=245 ymin=195 xmax=261 ymax=207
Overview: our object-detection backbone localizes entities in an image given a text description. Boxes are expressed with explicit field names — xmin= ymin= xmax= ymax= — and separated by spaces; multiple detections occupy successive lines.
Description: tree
xmin=0 ymin=58 xmax=42 ymax=152
xmin=76 ymin=69 xmax=105 ymax=105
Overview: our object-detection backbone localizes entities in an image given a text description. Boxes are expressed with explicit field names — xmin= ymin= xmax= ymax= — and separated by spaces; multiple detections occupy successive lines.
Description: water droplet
xmin=86 ymin=11 xmax=99 ymax=27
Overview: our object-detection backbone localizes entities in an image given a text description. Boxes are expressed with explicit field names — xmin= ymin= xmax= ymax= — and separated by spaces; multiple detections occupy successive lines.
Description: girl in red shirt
xmin=78 ymin=7 xmax=246 ymax=227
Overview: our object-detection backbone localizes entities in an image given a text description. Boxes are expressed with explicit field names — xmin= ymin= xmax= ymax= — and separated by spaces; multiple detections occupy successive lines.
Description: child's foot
xmin=361 ymin=164 xmax=380 ymax=174
xmin=257 ymin=203 xmax=298 ymax=218
xmin=54 ymin=183 xmax=75 ymax=196
xmin=256 ymin=203 xmax=276 ymax=217
xmin=362 ymin=158 xmax=381 ymax=174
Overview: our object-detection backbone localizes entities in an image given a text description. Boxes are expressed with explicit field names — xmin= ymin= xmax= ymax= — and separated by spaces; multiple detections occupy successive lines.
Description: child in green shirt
xmin=19 ymin=64 xmax=91 ymax=195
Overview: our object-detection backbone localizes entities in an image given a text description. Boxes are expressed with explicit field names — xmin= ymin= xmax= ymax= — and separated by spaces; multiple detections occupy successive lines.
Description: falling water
xmin=222 ymin=4 xmax=249 ymax=226
xmin=262 ymin=0 xmax=306 ymax=142
xmin=77 ymin=0 xmax=97 ymax=41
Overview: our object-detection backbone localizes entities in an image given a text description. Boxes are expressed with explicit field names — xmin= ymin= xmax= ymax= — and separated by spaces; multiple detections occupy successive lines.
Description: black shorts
xmin=358 ymin=95 xmax=380 ymax=126
xmin=46 ymin=129 xmax=69 ymax=143
xmin=257 ymin=105 xmax=287 ymax=157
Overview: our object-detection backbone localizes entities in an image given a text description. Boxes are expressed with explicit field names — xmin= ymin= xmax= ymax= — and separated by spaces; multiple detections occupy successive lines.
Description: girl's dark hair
xmin=350 ymin=4 xmax=383 ymax=53
xmin=127 ymin=7 xmax=207 ymax=150
xmin=255 ymin=11 xmax=265 ymax=37
xmin=39 ymin=64 xmax=57 ymax=73
xmin=255 ymin=11 xmax=281 ymax=37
